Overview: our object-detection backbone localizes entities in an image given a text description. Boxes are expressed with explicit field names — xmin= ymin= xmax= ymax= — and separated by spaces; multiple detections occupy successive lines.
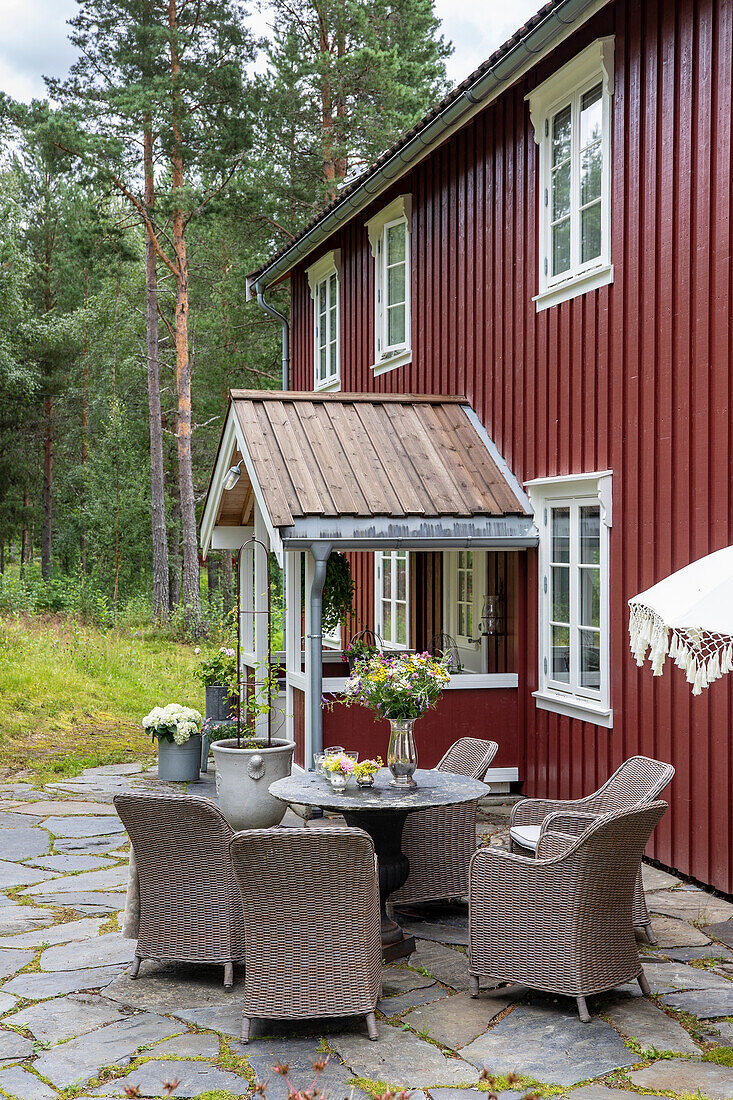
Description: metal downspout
xmin=254 ymin=279 xmax=290 ymax=391
xmin=308 ymin=542 xmax=331 ymax=764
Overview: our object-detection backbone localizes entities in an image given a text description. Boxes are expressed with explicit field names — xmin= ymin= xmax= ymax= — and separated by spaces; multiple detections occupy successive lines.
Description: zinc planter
xmin=157 ymin=734 xmax=202 ymax=783
xmin=205 ymin=684 xmax=236 ymax=722
xmin=211 ymin=738 xmax=295 ymax=830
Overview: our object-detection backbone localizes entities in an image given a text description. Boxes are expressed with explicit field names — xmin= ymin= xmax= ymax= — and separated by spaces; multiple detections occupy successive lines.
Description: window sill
xmin=371 ymin=349 xmax=412 ymax=376
xmin=534 ymin=264 xmax=613 ymax=312
xmin=533 ymin=689 xmax=613 ymax=728
xmin=314 ymin=377 xmax=341 ymax=393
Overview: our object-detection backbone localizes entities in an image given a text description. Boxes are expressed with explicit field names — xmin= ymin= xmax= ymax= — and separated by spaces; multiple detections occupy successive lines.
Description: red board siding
xmin=290 ymin=0 xmax=733 ymax=893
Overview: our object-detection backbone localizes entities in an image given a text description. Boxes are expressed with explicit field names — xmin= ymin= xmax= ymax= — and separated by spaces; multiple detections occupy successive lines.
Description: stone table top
xmin=269 ymin=768 xmax=487 ymax=814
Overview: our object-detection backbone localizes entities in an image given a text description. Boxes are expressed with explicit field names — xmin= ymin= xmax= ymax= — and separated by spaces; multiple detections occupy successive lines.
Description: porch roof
xmin=201 ymin=391 xmax=537 ymax=558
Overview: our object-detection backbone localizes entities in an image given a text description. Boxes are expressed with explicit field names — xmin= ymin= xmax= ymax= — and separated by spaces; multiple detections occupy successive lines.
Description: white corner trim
xmin=533 ymin=264 xmax=613 ymax=312
xmin=533 ymin=689 xmax=613 ymax=728
xmin=462 ymin=407 xmax=534 ymax=515
xmin=371 ymin=349 xmax=412 ymax=375
xmin=230 ymin=416 xmax=284 ymax=567
xmin=306 ymin=249 xmax=341 ymax=298
xmin=527 ymin=36 xmax=616 ymax=143
xmin=366 ymin=194 xmax=412 ymax=258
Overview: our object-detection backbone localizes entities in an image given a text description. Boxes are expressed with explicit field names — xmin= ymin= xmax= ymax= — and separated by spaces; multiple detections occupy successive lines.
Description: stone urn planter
xmin=157 ymin=734 xmax=202 ymax=783
xmin=211 ymin=738 xmax=295 ymax=829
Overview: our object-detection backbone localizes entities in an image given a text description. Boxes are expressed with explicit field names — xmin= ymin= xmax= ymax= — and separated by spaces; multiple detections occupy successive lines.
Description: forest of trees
xmin=0 ymin=0 xmax=452 ymax=636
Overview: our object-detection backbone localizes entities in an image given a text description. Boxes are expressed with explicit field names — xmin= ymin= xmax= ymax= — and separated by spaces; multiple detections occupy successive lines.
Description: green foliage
xmin=703 ymin=1046 xmax=733 ymax=1067
xmin=323 ymin=551 xmax=355 ymax=634
xmin=194 ymin=646 xmax=238 ymax=689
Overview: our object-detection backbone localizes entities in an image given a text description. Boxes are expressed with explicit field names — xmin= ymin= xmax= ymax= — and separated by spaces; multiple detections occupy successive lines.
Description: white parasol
xmin=629 ymin=546 xmax=733 ymax=695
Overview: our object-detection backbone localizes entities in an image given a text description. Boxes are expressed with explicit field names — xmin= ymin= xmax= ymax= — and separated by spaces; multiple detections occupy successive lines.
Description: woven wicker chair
xmin=390 ymin=738 xmax=498 ymax=905
xmin=509 ymin=755 xmax=675 ymax=943
xmin=469 ymin=801 xmax=668 ymax=1021
xmin=229 ymin=827 xmax=381 ymax=1042
xmin=114 ymin=791 xmax=245 ymax=988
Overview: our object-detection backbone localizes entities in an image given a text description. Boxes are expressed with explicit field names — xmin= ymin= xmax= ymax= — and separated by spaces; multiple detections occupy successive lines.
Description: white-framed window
xmin=366 ymin=195 xmax=412 ymax=375
xmin=444 ymin=550 xmax=487 ymax=673
xmin=306 ymin=250 xmax=340 ymax=390
xmin=527 ymin=472 xmax=613 ymax=727
xmin=527 ymin=38 xmax=614 ymax=311
xmin=375 ymin=550 xmax=409 ymax=649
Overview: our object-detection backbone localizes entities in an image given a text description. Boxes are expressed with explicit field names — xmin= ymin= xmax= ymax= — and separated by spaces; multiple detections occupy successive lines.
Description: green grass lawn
xmin=0 ymin=613 xmax=204 ymax=782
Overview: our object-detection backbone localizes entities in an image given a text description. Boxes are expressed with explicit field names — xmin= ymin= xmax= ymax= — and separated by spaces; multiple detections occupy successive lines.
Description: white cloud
xmin=0 ymin=0 xmax=543 ymax=103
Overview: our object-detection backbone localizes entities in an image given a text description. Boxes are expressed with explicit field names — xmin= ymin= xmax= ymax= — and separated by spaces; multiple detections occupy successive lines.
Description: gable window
xmin=528 ymin=38 xmax=614 ymax=311
xmin=527 ymin=472 xmax=612 ymax=727
xmin=375 ymin=550 xmax=409 ymax=649
xmin=366 ymin=195 xmax=412 ymax=375
xmin=306 ymin=250 xmax=340 ymax=390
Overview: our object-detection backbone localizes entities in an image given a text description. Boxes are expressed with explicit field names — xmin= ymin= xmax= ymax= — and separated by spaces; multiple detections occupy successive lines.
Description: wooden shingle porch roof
xmin=201 ymin=391 xmax=537 ymax=559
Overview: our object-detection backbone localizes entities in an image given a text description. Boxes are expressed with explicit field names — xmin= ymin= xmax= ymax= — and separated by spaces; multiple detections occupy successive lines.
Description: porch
xmin=200 ymin=391 xmax=538 ymax=779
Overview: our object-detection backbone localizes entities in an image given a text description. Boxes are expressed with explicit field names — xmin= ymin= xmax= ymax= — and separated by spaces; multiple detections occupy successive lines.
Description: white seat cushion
xmin=509 ymin=824 xmax=541 ymax=851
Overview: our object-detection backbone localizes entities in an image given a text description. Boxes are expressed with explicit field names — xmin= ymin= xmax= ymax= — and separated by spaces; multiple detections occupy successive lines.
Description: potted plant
xmin=143 ymin=703 xmax=203 ymax=782
xmin=194 ymin=646 xmax=238 ymax=721
xmin=344 ymin=631 xmax=381 ymax=673
xmin=210 ymin=662 xmax=295 ymax=830
xmin=340 ymin=652 xmax=450 ymax=788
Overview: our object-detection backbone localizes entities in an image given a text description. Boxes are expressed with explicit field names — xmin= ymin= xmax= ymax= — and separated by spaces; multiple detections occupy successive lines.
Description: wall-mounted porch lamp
xmin=480 ymin=582 xmax=505 ymax=637
xmin=223 ymin=459 xmax=244 ymax=491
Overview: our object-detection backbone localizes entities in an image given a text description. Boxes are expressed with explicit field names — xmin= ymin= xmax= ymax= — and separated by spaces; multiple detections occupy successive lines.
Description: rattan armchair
xmin=469 ymin=801 xmax=668 ymax=1021
xmin=114 ymin=792 xmax=245 ymax=988
xmin=509 ymin=755 xmax=675 ymax=943
xmin=229 ymin=826 xmax=381 ymax=1042
xmin=390 ymin=738 xmax=497 ymax=905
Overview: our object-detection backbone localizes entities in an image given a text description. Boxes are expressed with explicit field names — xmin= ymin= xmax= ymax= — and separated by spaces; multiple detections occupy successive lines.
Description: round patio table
xmin=269 ymin=767 xmax=487 ymax=961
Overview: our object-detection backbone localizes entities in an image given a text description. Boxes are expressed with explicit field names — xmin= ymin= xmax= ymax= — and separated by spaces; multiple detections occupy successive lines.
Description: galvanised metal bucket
xmin=157 ymin=734 xmax=202 ymax=782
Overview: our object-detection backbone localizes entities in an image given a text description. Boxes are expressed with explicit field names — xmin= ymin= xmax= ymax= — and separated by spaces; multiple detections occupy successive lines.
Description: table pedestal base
xmin=343 ymin=808 xmax=415 ymax=960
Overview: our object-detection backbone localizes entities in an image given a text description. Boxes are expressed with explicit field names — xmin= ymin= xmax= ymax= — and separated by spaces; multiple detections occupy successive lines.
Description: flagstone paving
xmin=0 ymin=764 xmax=731 ymax=1098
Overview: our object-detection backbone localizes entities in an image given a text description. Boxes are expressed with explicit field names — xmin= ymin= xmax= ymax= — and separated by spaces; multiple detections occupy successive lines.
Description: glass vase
xmin=387 ymin=718 xmax=418 ymax=788
xmin=329 ymin=771 xmax=349 ymax=791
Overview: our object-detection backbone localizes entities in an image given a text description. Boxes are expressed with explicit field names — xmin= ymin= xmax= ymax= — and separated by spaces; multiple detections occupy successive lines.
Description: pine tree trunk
xmin=42 ymin=395 xmax=53 ymax=580
xmin=168 ymin=450 xmax=181 ymax=610
xmin=0 ymin=536 xmax=4 ymax=574
xmin=20 ymin=490 xmax=29 ymax=578
xmin=144 ymin=119 xmax=170 ymax=626
xmin=81 ymin=272 xmax=89 ymax=576
xmin=169 ymin=0 xmax=201 ymax=635
xmin=207 ymin=555 xmax=220 ymax=597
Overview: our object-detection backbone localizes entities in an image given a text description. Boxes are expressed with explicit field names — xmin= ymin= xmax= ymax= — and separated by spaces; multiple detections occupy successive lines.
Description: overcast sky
xmin=0 ymin=0 xmax=541 ymax=103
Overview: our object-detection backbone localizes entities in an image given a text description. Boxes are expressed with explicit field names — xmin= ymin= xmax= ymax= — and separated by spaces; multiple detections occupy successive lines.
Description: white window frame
xmin=374 ymin=550 xmax=410 ymax=650
xmin=306 ymin=250 xmax=341 ymax=391
xmin=527 ymin=471 xmax=613 ymax=727
xmin=443 ymin=550 xmax=487 ymax=673
xmin=366 ymin=195 xmax=412 ymax=375
xmin=527 ymin=38 xmax=615 ymax=312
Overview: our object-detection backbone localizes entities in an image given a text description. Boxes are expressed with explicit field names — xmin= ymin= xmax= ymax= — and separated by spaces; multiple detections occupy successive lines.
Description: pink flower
xmin=339 ymin=754 xmax=355 ymax=773
xmin=194 ymin=647 xmax=201 ymax=654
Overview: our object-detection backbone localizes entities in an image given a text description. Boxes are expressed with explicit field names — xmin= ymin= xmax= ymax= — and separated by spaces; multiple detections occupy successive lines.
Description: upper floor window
xmin=366 ymin=195 xmax=412 ymax=375
xmin=528 ymin=38 xmax=615 ymax=311
xmin=375 ymin=550 xmax=409 ymax=649
xmin=306 ymin=250 xmax=340 ymax=390
xmin=527 ymin=472 xmax=613 ymax=727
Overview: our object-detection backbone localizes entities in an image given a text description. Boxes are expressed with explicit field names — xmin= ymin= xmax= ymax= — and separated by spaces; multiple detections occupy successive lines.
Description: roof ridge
xmin=229 ymin=390 xmax=468 ymax=404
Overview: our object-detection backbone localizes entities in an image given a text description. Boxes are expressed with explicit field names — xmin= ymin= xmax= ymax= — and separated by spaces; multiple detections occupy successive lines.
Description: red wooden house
xmin=201 ymin=0 xmax=733 ymax=895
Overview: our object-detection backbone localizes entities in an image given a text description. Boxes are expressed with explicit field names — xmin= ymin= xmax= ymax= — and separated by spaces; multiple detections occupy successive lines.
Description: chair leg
xmin=469 ymin=974 xmax=480 ymax=998
xmin=365 ymin=1012 xmax=378 ymax=1041
xmin=576 ymin=996 xmax=590 ymax=1022
xmin=241 ymin=1015 xmax=251 ymax=1043
xmin=638 ymin=969 xmax=651 ymax=996
xmin=129 ymin=956 xmax=141 ymax=980
xmin=224 ymin=962 xmax=234 ymax=989
xmin=643 ymin=922 xmax=657 ymax=946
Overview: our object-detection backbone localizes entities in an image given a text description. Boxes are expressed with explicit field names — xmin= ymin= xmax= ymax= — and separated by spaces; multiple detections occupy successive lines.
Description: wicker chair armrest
xmin=539 ymin=809 xmax=599 ymax=838
xmin=469 ymin=842 xmax=571 ymax=916
xmin=510 ymin=795 xmax=594 ymax=828
xmin=535 ymin=829 xmax=578 ymax=859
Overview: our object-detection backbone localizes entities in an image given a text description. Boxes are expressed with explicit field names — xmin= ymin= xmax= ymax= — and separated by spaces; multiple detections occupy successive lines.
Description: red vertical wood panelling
xmin=285 ymin=0 xmax=733 ymax=894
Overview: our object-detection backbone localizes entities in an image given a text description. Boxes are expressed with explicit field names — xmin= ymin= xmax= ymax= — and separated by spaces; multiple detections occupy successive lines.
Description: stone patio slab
xmin=22 ymin=866 xmax=128 ymax=895
xmin=570 ymin=1088 xmax=666 ymax=1100
xmin=0 ymin=825 xmax=50 ymax=862
xmin=40 ymin=933 xmax=135 ymax=972
xmin=600 ymin=993 xmax=700 ymax=1053
xmin=53 ymin=835 xmax=127 ymax=855
xmin=27 ymin=892 xmax=125 ymax=914
xmin=404 ymin=992 xmax=514 ymax=1049
xmin=661 ymin=988 xmax=733 ymax=1017
xmin=240 ymin=1036 xmax=367 ymax=1100
xmin=459 ymin=1003 xmax=636 ymax=1086
xmin=3 ymin=964 xmax=126 ymax=999
xmin=410 ymin=942 xmax=473 ymax=992
xmin=27 ymin=854 xmax=117 ymax=873
xmin=0 ymin=1029 xmax=35 ymax=1065
xmin=83 ymin=764 xmax=144 ymax=777
xmin=629 ymin=1057 xmax=733 ymax=1098
xmin=104 ymin=961 xmax=244 ymax=1015
xmin=661 ymin=944 xmax=733 ymax=962
xmin=705 ymin=921 xmax=733 ymax=948
xmin=0 ymin=902 xmax=55 ymax=936
xmin=640 ymin=958 xmax=733 ymax=993
xmin=648 ymin=890 xmax=733 ymax=924
xmin=40 ymin=817 xmax=123 ymax=838
xmin=10 ymin=993 xmax=129 ymax=1043
xmin=0 ymin=1064 xmax=60 ymax=1099
xmin=89 ymin=1059 xmax=249 ymax=1097
xmin=381 ymin=967 xmax=436 ymax=996
xmin=0 ymin=916 xmax=106 ymax=949
xmin=0 ymin=861 xmax=56 ymax=889
xmin=149 ymin=1031 xmax=220 ymax=1058
xmin=400 ymin=919 xmax=468 ymax=947
xmin=33 ymin=1012 xmax=184 ymax=1088
xmin=12 ymin=802 xmax=119 ymax=818
xmin=642 ymin=864 xmax=684 ymax=891
xmin=0 ymin=993 xmax=17 ymax=1016
xmin=333 ymin=1023 xmax=478 ymax=1087
xmin=172 ymin=1001 xmax=259 ymax=1039
xmin=648 ymin=915 xmax=712 ymax=947
xmin=0 ymin=948 xmax=34 ymax=980
xmin=378 ymin=985 xmax=448 ymax=1015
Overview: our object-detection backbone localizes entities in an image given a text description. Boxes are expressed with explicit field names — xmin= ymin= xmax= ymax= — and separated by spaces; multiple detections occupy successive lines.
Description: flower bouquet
xmin=323 ymin=752 xmax=356 ymax=790
xmin=353 ymin=756 xmax=383 ymax=788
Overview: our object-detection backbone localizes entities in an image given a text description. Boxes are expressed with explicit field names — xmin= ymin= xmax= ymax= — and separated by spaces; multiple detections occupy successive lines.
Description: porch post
xmin=284 ymin=550 xmax=302 ymax=749
xmin=253 ymin=505 xmax=270 ymax=740
xmin=307 ymin=541 xmax=331 ymax=764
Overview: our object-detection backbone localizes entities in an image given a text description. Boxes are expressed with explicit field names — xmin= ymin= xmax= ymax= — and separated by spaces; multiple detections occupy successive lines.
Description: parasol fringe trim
xmin=629 ymin=603 xmax=733 ymax=695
